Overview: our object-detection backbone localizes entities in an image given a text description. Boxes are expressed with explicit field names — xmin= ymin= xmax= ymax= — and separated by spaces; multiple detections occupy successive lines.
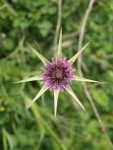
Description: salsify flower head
xmin=39 ymin=55 xmax=75 ymax=92
xmin=15 ymin=29 xmax=102 ymax=117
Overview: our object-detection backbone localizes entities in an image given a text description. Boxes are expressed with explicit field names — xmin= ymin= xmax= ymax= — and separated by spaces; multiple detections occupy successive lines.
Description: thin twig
xmin=77 ymin=0 xmax=113 ymax=148
xmin=54 ymin=0 xmax=62 ymax=54
xmin=63 ymin=31 xmax=79 ymax=40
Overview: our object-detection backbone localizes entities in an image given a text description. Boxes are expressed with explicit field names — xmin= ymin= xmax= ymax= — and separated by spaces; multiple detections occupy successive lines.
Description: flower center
xmin=52 ymin=68 xmax=63 ymax=80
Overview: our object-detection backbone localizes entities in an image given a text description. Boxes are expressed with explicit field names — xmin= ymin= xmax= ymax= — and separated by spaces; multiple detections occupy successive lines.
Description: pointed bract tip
xmin=68 ymin=42 xmax=90 ymax=63
xmin=57 ymin=28 xmax=62 ymax=59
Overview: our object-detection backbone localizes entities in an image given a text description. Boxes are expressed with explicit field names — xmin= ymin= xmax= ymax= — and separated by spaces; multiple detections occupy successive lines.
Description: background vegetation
xmin=0 ymin=0 xmax=113 ymax=150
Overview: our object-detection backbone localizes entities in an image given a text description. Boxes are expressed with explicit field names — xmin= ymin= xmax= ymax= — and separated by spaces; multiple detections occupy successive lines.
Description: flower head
xmin=15 ymin=29 xmax=102 ymax=117
xmin=39 ymin=55 xmax=75 ymax=92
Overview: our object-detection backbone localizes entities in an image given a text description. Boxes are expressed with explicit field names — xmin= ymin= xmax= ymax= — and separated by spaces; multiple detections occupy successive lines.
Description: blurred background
xmin=0 ymin=0 xmax=113 ymax=150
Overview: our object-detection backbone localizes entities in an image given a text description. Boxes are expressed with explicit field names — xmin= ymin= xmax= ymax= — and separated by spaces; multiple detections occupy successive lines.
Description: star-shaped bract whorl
xmin=15 ymin=29 xmax=102 ymax=117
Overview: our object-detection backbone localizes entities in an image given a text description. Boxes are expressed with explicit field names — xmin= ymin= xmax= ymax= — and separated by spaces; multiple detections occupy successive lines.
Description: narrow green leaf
xmin=2 ymin=129 xmax=7 ymax=150
xmin=57 ymin=28 xmax=62 ymax=58
xmin=26 ymin=84 xmax=49 ymax=109
xmin=27 ymin=42 xmax=48 ymax=65
xmin=64 ymin=86 xmax=85 ymax=111
xmin=54 ymin=90 xmax=59 ymax=117
xmin=74 ymin=76 xmax=104 ymax=84
xmin=68 ymin=42 xmax=90 ymax=63
xmin=14 ymin=75 xmax=42 ymax=84
xmin=33 ymin=40 xmax=42 ymax=53
xmin=3 ymin=129 xmax=14 ymax=150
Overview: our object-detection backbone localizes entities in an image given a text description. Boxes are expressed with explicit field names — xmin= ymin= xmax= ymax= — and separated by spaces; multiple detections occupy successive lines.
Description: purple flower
xmin=15 ymin=29 xmax=102 ymax=117
xmin=39 ymin=55 xmax=75 ymax=92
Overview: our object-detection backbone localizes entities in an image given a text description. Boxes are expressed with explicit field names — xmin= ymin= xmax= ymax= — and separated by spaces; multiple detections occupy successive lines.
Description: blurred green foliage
xmin=0 ymin=0 xmax=113 ymax=150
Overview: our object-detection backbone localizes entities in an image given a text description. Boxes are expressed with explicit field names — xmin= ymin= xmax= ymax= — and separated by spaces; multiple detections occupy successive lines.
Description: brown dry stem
xmin=77 ymin=0 xmax=113 ymax=148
